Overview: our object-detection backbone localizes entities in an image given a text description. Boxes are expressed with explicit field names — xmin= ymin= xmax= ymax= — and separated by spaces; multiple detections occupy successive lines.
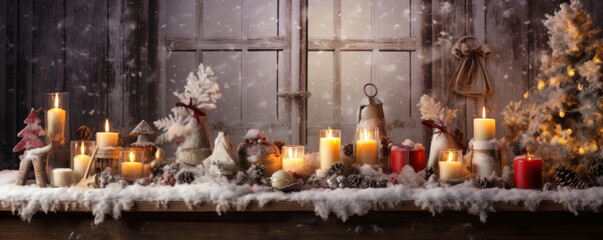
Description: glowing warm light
xmin=482 ymin=107 xmax=486 ymax=118
xmin=105 ymin=119 xmax=110 ymax=132
xmin=567 ymin=67 xmax=575 ymax=77
xmin=559 ymin=111 xmax=565 ymax=118
xmin=523 ymin=91 xmax=529 ymax=99
xmin=527 ymin=153 xmax=532 ymax=161
xmin=577 ymin=84 xmax=583 ymax=91
xmin=80 ymin=143 xmax=85 ymax=155
xmin=537 ymin=80 xmax=545 ymax=90
xmin=447 ymin=152 xmax=453 ymax=162
xmin=288 ymin=147 xmax=293 ymax=158
xmin=595 ymin=55 xmax=601 ymax=63
xmin=129 ymin=151 xmax=135 ymax=162
xmin=579 ymin=147 xmax=585 ymax=155
xmin=54 ymin=93 xmax=59 ymax=108
xmin=566 ymin=129 xmax=573 ymax=135
xmin=550 ymin=77 xmax=557 ymax=85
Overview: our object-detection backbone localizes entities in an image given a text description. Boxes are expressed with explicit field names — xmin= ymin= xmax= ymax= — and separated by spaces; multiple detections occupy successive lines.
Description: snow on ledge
xmin=1 ymin=170 xmax=602 ymax=224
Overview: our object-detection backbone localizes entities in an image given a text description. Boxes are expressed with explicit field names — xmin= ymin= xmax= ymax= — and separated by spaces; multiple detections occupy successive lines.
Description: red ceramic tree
xmin=14 ymin=108 xmax=48 ymax=187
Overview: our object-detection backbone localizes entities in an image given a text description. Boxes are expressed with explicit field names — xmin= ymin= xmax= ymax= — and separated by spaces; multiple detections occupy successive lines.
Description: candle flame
xmin=327 ymin=127 xmax=332 ymax=138
xmin=54 ymin=93 xmax=59 ymax=108
xmin=105 ymin=119 xmax=110 ymax=132
xmin=288 ymin=147 xmax=293 ymax=158
xmin=80 ymin=143 xmax=85 ymax=155
xmin=129 ymin=151 xmax=135 ymax=162
xmin=482 ymin=107 xmax=486 ymax=118
xmin=447 ymin=152 xmax=453 ymax=162
xmin=527 ymin=153 xmax=532 ymax=161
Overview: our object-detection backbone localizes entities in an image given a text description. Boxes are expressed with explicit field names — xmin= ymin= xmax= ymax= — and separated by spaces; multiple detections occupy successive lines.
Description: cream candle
xmin=96 ymin=119 xmax=118 ymax=148
xmin=438 ymin=150 xmax=462 ymax=181
xmin=319 ymin=128 xmax=340 ymax=170
xmin=52 ymin=168 xmax=73 ymax=187
xmin=282 ymin=145 xmax=305 ymax=174
xmin=474 ymin=107 xmax=495 ymax=140
xmin=73 ymin=143 xmax=92 ymax=182
xmin=47 ymin=93 xmax=66 ymax=142
xmin=356 ymin=128 xmax=378 ymax=165
xmin=121 ymin=151 xmax=143 ymax=181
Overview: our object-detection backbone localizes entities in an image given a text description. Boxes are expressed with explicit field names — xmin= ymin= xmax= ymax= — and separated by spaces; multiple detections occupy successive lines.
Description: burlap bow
xmin=449 ymin=35 xmax=492 ymax=97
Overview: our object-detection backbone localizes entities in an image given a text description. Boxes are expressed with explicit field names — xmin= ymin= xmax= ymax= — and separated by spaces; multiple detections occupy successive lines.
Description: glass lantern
xmin=45 ymin=92 xmax=70 ymax=185
xmin=355 ymin=127 xmax=379 ymax=165
xmin=438 ymin=149 xmax=463 ymax=181
xmin=282 ymin=145 xmax=305 ymax=174
xmin=119 ymin=149 xmax=148 ymax=181
xmin=70 ymin=140 xmax=96 ymax=183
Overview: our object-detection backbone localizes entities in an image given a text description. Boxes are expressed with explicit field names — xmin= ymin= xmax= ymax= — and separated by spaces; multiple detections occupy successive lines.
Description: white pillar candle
xmin=73 ymin=144 xmax=92 ymax=182
xmin=121 ymin=151 xmax=142 ymax=181
xmin=474 ymin=107 xmax=495 ymax=141
xmin=319 ymin=128 xmax=340 ymax=170
xmin=52 ymin=168 xmax=73 ymax=187
xmin=438 ymin=150 xmax=462 ymax=181
xmin=96 ymin=119 xmax=118 ymax=148
xmin=47 ymin=94 xmax=66 ymax=141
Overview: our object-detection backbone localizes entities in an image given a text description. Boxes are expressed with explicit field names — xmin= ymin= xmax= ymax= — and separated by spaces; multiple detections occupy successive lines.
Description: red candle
xmin=391 ymin=147 xmax=425 ymax=173
xmin=514 ymin=154 xmax=542 ymax=189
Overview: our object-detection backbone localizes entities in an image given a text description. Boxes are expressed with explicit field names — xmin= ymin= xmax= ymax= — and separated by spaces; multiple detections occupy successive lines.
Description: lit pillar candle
xmin=319 ymin=128 xmax=340 ymax=170
xmin=121 ymin=151 xmax=142 ymax=181
xmin=73 ymin=143 xmax=92 ymax=182
xmin=96 ymin=119 xmax=118 ymax=148
xmin=52 ymin=168 xmax=73 ymax=187
xmin=514 ymin=154 xmax=542 ymax=189
xmin=282 ymin=145 xmax=305 ymax=174
xmin=474 ymin=107 xmax=496 ymax=140
xmin=356 ymin=128 xmax=378 ymax=165
xmin=438 ymin=149 xmax=462 ymax=181
xmin=47 ymin=93 xmax=66 ymax=142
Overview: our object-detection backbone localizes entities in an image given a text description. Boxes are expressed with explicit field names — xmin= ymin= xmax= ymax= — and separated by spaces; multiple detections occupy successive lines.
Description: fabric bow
xmin=176 ymin=98 xmax=206 ymax=120
xmin=421 ymin=120 xmax=466 ymax=149
xmin=452 ymin=42 xmax=491 ymax=59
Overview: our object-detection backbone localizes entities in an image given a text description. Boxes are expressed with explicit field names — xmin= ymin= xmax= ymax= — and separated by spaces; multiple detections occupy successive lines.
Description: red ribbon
xmin=421 ymin=120 xmax=466 ymax=149
xmin=176 ymin=98 xmax=206 ymax=120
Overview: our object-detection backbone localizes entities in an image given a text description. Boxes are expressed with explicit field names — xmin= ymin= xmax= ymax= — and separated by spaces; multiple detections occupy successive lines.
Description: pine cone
xmin=343 ymin=143 xmax=354 ymax=157
xmin=380 ymin=136 xmax=392 ymax=156
xmin=347 ymin=174 xmax=363 ymax=188
xmin=589 ymin=162 xmax=603 ymax=186
xmin=474 ymin=177 xmax=510 ymax=189
xmin=424 ymin=167 xmax=437 ymax=180
xmin=176 ymin=170 xmax=196 ymax=184
xmin=326 ymin=162 xmax=345 ymax=176
xmin=555 ymin=164 xmax=588 ymax=189
xmin=273 ymin=139 xmax=285 ymax=152
xmin=76 ymin=126 xmax=92 ymax=140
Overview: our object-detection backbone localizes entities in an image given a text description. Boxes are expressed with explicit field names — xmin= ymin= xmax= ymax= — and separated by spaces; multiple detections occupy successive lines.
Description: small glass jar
xmin=119 ymin=149 xmax=148 ymax=181
xmin=355 ymin=127 xmax=378 ymax=165
xmin=45 ymin=92 xmax=70 ymax=185
xmin=282 ymin=145 xmax=305 ymax=174
xmin=438 ymin=149 xmax=463 ymax=181
xmin=70 ymin=140 xmax=96 ymax=183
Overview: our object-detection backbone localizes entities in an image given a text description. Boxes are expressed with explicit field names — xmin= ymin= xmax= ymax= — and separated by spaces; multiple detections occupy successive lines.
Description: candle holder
xmin=470 ymin=140 xmax=501 ymax=178
xmin=45 ymin=92 xmax=70 ymax=185
xmin=319 ymin=128 xmax=341 ymax=171
xmin=119 ymin=149 xmax=147 ymax=181
xmin=282 ymin=145 xmax=305 ymax=174
xmin=355 ymin=127 xmax=379 ymax=166
xmin=70 ymin=140 xmax=96 ymax=183
xmin=438 ymin=149 xmax=462 ymax=181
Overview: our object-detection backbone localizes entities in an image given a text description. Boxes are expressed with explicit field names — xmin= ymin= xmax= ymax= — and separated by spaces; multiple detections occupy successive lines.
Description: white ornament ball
xmin=271 ymin=169 xmax=294 ymax=189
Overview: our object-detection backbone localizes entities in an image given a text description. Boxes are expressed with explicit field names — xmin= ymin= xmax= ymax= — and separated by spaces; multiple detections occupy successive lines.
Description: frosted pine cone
xmin=555 ymin=164 xmax=588 ymax=189
xmin=76 ymin=126 xmax=92 ymax=140
xmin=326 ymin=162 xmax=345 ymax=176
xmin=343 ymin=143 xmax=354 ymax=157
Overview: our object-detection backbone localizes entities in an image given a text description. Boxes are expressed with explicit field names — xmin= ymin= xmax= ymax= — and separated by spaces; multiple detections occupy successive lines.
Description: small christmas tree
xmin=13 ymin=109 xmax=46 ymax=152
xmin=154 ymin=63 xmax=222 ymax=165
xmin=514 ymin=0 xmax=602 ymax=183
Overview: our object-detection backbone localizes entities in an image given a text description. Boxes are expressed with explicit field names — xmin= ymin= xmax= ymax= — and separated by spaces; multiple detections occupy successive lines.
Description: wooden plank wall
xmin=1 ymin=0 xmax=602 ymax=169
xmin=0 ymin=0 xmax=158 ymax=169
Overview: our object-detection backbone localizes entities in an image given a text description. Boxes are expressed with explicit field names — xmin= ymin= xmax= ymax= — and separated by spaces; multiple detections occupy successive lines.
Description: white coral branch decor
xmin=417 ymin=94 xmax=457 ymax=126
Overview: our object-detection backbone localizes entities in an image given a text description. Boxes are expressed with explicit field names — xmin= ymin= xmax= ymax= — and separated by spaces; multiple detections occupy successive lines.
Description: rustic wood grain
xmin=1 ymin=207 xmax=603 ymax=239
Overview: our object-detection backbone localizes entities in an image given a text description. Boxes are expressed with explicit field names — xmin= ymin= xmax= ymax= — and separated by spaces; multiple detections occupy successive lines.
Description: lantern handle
xmin=363 ymin=83 xmax=378 ymax=98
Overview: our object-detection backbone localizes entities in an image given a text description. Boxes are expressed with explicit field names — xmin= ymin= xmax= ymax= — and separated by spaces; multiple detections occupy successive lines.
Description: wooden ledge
xmin=0 ymin=200 xmax=571 ymax=213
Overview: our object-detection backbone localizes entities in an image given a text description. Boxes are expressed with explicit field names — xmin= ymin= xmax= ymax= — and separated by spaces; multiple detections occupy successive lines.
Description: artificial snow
xmin=2 ymin=168 xmax=603 ymax=224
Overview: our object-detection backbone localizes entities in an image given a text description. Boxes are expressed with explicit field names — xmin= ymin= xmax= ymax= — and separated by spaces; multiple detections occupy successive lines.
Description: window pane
xmin=165 ymin=51 xmax=197 ymax=111
xmin=203 ymin=51 xmax=243 ymax=125
xmin=203 ymin=0 xmax=242 ymax=39
xmin=341 ymin=51 xmax=371 ymax=125
xmin=307 ymin=51 xmax=334 ymax=152
xmin=246 ymin=51 xmax=278 ymax=124
xmin=164 ymin=0 xmax=197 ymax=38
xmin=308 ymin=0 xmax=334 ymax=38
xmin=374 ymin=51 xmax=410 ymax=122
xmin=341 ymin=0 xmax=371 ymax=39
xmin=375 ymin=0 xmax=410 ymax=38
xmin=247 ymin=0 xmax=278 ymax=38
